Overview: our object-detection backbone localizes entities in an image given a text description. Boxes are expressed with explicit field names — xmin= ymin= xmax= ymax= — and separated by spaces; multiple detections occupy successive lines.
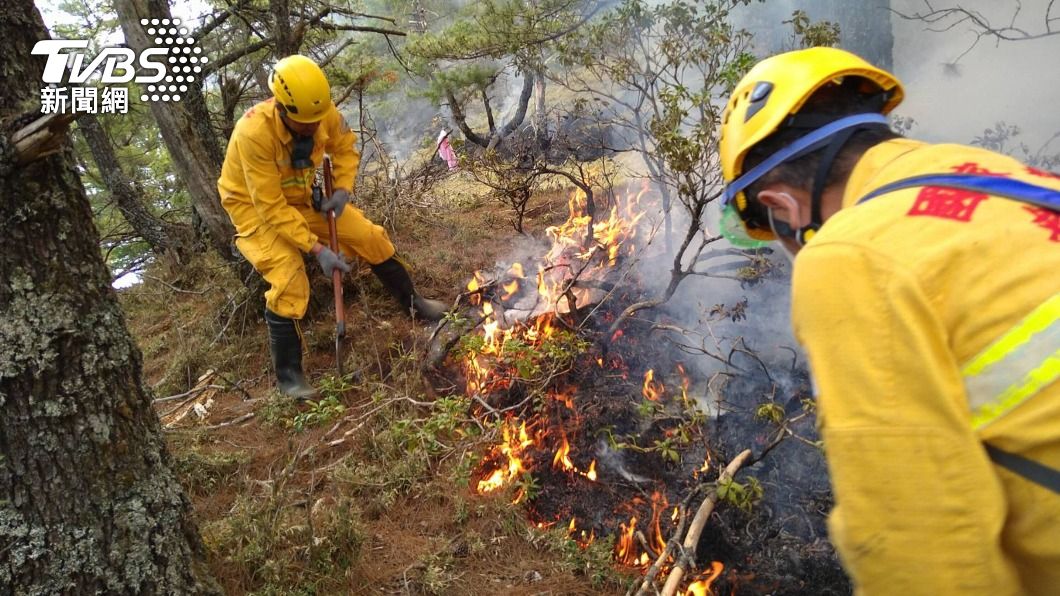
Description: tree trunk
xmin=270 ymin=0 xmax=295 ymax=57
xmin=448 ymin=73 xmax=535 ymax=150
xmin=532 ymin=67 xmax=549 ymax=150
xmin=493 ymin=72 xmax=534 ymax=146
xmin=114 ymin=0 xmax=235 ymax=261
xmin=0 ymin=3 xmax=219 ymax=593
xmin=78 ymin=114 xmax=196 ymax=260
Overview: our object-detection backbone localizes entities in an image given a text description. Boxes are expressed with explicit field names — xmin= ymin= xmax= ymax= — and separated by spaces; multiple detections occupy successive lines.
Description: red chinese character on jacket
xmin=1024 ymin=206 xmax=1060 ymax=242
xmin=907 ymin=162 xmax=1008 ymax=222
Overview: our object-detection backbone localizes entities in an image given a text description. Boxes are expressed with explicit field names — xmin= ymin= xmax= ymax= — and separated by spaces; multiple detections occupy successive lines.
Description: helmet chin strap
xmin=766 ymin=123 xmax=870 ymax=247
xmin=766 ymin=207 xmax=818 ymax=247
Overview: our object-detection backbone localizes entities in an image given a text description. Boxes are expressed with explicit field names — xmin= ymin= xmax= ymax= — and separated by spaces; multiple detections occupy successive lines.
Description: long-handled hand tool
xmin=322 ymin=155 xmax=345 ymax=376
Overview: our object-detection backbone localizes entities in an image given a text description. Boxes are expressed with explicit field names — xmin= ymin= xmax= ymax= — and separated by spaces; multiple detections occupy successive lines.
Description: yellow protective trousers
xmin=235 ymin=204 xmax=394 ymax=319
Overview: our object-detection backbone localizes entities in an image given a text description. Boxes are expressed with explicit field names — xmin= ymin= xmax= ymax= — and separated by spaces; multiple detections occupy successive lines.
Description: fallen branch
xmin=201 ymin=412 xmax=255 ymax=430
xmin=143 ymin=274 xmax=212 ymax=295
xmin=629 ymin=488 xmax=702 ymax=596
xmin=153 ymin=384 xmax=226 ymax=404
xmin=659 ymin=448 xmax=753 ymax=596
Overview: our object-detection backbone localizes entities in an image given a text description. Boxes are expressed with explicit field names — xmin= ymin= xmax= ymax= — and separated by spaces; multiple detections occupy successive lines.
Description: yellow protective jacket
xmin=217 ymin=97 xmax=360 ymax=253
xmin=792 ymin=139 xmax=1060 ymax=595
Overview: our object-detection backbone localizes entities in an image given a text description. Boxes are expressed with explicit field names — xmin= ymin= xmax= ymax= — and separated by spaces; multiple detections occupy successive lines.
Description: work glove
xmin=314 ymin=246 xmax=352 ymax=275
xmin=320 ymin=188 xmax=350 ymax=218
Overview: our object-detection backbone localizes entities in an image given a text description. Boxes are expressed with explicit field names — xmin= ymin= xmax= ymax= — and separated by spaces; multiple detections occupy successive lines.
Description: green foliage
xmin=651 ymin=437 xmax=681 ymax=464
xmin=717 ymin=476 xmax=763 ymax=513
xmin=754 ymin=401 xmax=785 ymax=424
xmin=259 ymin=392 xmax=299 ymax=429
xmin=317 ymin=373 xmax=355 ymax=400
xmin=441 ymin=308 xmax=469 ymax=326
xmin=54 ymin=0 xmax=191 ymax=277
xmin=417 ymin=62 xmax=503 ymax=104
xmin=291 ymin=396 xmax=346 ymax=432
xmin=405 ymin=0 xmax=589 ymax=66
xmin=515 ymin=471 xmax=541 ymax=503
xmin=526 ymin=526 xmax=625 ymax=589
xmin=417 ymin=552 xmax=459 ymax=595
xmin=636 ymin=398 xmax=661 ymax=418
xmin=454 ymin=327 xmax=588 ymax=387
xmin=784 ymin=9 xmax=841 ymax=48
xmin=260 ymin=375 xmax=352 ymax=432
xmin=555 ymin=0 xmax=758 ymax=219
xmin=333 ymin=393 xmax=478 ymax=520
xmin=386 ymin=394 xmax=477 ymax=457
xmin=403 ymin=0 xmax=592 ymax=143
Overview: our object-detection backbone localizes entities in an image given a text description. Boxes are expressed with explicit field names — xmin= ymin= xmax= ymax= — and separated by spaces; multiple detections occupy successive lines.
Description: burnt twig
xmin=629 ymin=486 xmax=703 ymax=596
xmin=659 ymin=449 xmax=753 ymax=596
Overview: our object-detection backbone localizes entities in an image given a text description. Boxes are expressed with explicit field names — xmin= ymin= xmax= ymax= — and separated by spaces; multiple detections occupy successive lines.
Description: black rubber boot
xmin=371 ymin=257 xmax=449 ymax=322
xmin=264 ymin=309 xmax=319 ymax=400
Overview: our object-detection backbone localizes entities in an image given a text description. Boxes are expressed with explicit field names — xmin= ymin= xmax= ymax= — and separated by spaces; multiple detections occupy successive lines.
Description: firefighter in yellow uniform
xmin=218 ymin=55 xmax=447 ymax=399
xmin=718 ymin=47 xmax=1060 ymax=594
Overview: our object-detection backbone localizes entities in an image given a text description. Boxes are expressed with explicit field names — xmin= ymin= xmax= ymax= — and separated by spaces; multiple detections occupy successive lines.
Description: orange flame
xmin=676 ymin=363 xmax=690 ymax=402
xmin=553 ymin=437 xmax=575 ymax=472
xmin=615 ymin=516 xmax=640 ymax=566
xmin=648 ymin=491 xmax=668 ymax=554
xmin=501 ymin=279 xmax=520 ymax=301
xmin=643 ymin=369 xmax=664 ymax=401
xmin=685 ymin=561 xmax=725 ymax=596
xmin=467 ymin=272 xmax=485 ymax=306
xmin=476 ymin=419 xmax=534 ymax=494
xmin=565 ymin=517 xmax=596 ymax=547
xmin=457 ymin=186 xmax=658 ymax=567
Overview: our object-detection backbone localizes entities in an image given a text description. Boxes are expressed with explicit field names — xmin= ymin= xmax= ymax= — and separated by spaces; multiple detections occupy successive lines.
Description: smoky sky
xmin=889 ymin=0 xmax=1060 ymax=152
xmin=734 ymin=0 xmax=1060 ymax=155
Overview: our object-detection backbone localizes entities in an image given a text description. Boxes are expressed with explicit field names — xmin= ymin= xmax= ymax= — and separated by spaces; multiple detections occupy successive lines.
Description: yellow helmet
xmin=718 ymin=47 xmax=904 ymax=245
xmin=269 ymin=54 xmax=332 ymax=123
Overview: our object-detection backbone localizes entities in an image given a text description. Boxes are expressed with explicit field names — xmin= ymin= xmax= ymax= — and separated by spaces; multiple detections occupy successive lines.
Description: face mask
xmin=290 ymin=134 xmax=315 ymax=170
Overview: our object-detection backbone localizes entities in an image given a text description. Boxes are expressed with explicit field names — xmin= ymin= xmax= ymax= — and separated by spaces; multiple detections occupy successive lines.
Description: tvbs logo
xmin=33 ymin=18 xmax=208 ymax=111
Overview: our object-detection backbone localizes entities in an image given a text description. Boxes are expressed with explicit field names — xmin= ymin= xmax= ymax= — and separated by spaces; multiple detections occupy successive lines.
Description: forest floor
xmin=123 ymin=174 xmax=635 ymax=595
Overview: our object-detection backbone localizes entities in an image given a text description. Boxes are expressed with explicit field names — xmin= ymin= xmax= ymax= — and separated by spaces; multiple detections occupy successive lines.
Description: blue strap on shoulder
xmin=856 ymin=173 xmax=1060 ymax=211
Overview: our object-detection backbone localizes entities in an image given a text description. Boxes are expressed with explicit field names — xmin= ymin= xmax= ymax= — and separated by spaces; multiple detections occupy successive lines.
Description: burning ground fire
xmin=446 ymin=185 xmax=725 ymax=593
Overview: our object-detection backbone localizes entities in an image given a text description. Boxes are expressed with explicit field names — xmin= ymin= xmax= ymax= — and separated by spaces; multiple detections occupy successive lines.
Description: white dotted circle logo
xmin=138 ymin=17 xmax=202 ymax=103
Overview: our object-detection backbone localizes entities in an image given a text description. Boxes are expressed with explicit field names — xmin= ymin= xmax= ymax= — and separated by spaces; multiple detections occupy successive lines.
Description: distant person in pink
xmin=437 ymin=130 xmax=458 ymax=170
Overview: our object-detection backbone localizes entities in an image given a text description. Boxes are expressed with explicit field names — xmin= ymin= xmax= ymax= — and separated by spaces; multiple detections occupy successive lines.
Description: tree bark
xmin=0 ymin=2 xmax=218 ymax=593
xmin=114 ymin=0 xmax=236 ymax=261
xmin=270 ymin=0 xmax=295 ymax=57
xmin=532 ymin=67 xmax=548 ymax=149
xmin=78 ymin=114 xmax=196 ymax=259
